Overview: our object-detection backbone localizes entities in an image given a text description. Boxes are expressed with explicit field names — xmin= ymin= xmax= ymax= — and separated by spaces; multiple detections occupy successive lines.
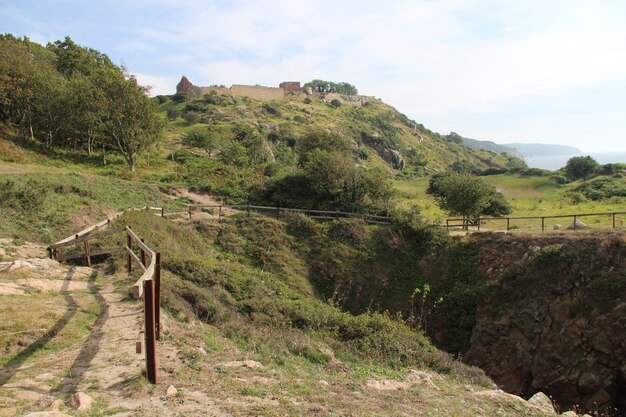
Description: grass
xmin=394 ymin=174 xmax=626 ymax=230
xmin=0 ymin=288 xmax=102 ymax=369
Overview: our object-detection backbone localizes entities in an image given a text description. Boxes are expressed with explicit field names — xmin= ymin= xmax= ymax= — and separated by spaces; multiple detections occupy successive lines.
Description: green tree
xmin=427 ymin=172 xmax=510 ymax=228
xmin=166 ymin=106 xmax=181 ymax=120
xmin=303 ymin=79 xmax=358 ymax=95
xmin=297 ymin=130 xmax=352 ymax=164
xmin=564 ymin=156 xmax=599 ymax=180
xmin=182 ymin=127 xmax=219 ymax=156
xmin=100 ymin=71 xmax=163 ymax=171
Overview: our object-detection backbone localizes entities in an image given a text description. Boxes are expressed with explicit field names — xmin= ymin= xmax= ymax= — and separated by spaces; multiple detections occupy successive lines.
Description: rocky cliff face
xmin=455 ymin=233 xmax=626 ymax=415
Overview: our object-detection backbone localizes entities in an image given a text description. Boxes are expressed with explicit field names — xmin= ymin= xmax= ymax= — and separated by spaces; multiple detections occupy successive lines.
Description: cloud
xmin=131 ymin=73 xmax=176 ymax=96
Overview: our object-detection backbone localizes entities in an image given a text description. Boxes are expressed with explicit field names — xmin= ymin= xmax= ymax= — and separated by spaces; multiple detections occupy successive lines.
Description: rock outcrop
xmin=460 ymin=233 xmax=626 ymax=415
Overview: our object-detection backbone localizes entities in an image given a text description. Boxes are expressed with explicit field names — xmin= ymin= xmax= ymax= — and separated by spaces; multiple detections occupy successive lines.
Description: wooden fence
xmin=445 ymin=211 xmax=626 ymax=232
xmin=189 ymin=204 xmax=392 ymax=224
xmin=48 ymin=218 xmax=161 ymax=384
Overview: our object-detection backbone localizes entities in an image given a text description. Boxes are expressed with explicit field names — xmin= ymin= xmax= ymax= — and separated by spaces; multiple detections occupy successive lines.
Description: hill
xmin=165 ymin=76 xmax=526 ymax=176
xmin=505 ymin=143 xmax=583 ymax=158
xmin=444 ymin=132 xmax=523 ymax=159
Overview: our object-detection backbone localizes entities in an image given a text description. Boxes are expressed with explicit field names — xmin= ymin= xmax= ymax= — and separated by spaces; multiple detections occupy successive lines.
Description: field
xmin=394 ymin=174 xmax=626 ymax=231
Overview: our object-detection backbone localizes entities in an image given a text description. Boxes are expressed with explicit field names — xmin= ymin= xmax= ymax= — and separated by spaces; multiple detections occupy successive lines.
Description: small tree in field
xmin=427 ymin=172 xmax=510 ymax=229
xmin=182 ymin=127 xmax=218 ymax=156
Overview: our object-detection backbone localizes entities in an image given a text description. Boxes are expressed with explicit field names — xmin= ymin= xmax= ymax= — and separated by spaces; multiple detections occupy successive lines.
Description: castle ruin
xmin=175 ymin=76 xmax=370 ymax=107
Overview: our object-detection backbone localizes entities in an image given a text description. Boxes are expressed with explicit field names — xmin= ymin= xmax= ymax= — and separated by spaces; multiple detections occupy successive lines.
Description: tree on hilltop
xmin=303 ymin=79 xmax=358 ymax=95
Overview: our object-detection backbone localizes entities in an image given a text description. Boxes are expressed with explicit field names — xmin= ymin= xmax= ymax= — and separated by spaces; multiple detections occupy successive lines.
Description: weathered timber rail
xmin=48 ymin=214 xmax=162 ymax=384
xmin=446 ymin=210 xmax=626 ymax=232
xmin=189 ymin=204 xmax=392 ymax=224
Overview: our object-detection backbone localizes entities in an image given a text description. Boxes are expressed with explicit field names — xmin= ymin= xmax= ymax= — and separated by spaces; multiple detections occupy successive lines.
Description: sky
xmin=1 ymin=0 xmax=626 ymax=152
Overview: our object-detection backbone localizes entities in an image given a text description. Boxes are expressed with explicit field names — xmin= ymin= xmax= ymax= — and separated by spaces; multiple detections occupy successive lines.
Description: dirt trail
xmin=0 ymin=243 xmax=228 ymax=416
xmin=171 ymin=187 xmax=240 ymax=219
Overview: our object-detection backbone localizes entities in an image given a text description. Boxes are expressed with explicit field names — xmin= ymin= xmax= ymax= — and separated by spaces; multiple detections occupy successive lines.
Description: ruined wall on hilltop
xmin=230 ymin=84 xmax=285 ymax=100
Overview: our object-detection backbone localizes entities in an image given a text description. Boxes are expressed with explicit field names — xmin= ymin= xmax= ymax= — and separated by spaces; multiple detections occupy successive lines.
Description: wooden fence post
xmin=613 ymin=212 xmax=616 ymax=228
xmin=127 ymin=229 xmax=132 ymax=273
xmin=506 ymin=218 xmax=510 ymax=231
xmin=161 ymin=207 xmax=164 ymax=218
xmin=541 ymin=217 xmax=545 ymax=232
xmin=84 ymin=240 xmax=91 ymax=267
xmin=573 ymin=215 xmax=577 ymax=230
xmin=140 ymin=238 xmax=146 ymax=267
xmin=155 ymin=252 xmax=161 ymax=341
xmin=477 ymin=218 xmax=481 ymax=231
xmin=143 ymin=279 xmax=157 ymax=384
xmin=277 ymin=205 xmax=281 ymax=220
xmin=218 ymin=205 xmax=222 ymax=219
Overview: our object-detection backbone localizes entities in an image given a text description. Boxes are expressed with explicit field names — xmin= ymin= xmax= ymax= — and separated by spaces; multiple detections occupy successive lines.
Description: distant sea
xmin=524 ymin=152 xmax=626 ymax=170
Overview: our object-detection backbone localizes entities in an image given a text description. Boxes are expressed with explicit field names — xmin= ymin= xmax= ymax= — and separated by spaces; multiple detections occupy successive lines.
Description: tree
xmin=427 ymin=172 xmax=510 ymax=228
xmin=296 ymin=130 xmax=352 ymax=164
xmin=303 ymin=79 xmax=358 ymax=95
xmin=100 ymin=70 xmax=163 ymax=171
xmin=564 ymin=156 xmax=599 ymax=180
xmin=182 ymin=127 xmax=218 ymax=156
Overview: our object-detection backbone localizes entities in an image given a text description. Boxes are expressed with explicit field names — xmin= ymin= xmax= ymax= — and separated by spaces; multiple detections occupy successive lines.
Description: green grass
xmin=394 ymin=174 xmax=626 ymax=230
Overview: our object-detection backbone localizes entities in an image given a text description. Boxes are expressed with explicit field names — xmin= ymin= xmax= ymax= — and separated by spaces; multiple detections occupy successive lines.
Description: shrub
xmin=330 ymin=99 xmax=342 ymax=108
xmin=328 ymin=218 xmax=367 ymax=244
xmin=182 ymin=111 xmax=201 ymax=124
xmin=282 ymin=211 xmax=322 ymax=238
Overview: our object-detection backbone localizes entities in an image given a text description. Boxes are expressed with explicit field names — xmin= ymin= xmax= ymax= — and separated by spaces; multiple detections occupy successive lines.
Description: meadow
xmin=393 ymin=174 xmax=626 ymax=231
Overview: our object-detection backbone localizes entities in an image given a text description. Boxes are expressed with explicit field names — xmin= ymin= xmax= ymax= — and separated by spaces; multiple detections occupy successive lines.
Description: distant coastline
xmin=524 ymin=152 xmax=626 ymax=170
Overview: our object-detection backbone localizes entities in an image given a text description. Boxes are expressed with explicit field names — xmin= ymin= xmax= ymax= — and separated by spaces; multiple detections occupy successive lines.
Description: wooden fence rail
xmin=189 ymin=204 xmax=392 ymax=224
xmin=48 ymin=221 xmax=161 ymax=384
xmin=445 ymin=211 xmax=626 ymax=232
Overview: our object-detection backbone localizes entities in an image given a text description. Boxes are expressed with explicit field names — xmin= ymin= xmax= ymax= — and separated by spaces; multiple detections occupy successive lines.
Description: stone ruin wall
xmin=230 ymin=84 xmax=285 ymax=100
xmin=178 ymin=76 xmax=370 ymax=104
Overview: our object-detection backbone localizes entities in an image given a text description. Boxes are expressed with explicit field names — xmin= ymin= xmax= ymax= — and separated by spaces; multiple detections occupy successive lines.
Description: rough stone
xmin=0 ymin=407 xmax=17 ymax=417
xmin=559 ymin=411 xmax=578 ymax=417
xmin=578 ymin=372 xmax=601 ymax=394
xmin=566 ymin=219 xmax=587 ymax=230
xmin=166 ymin=385 xmax=178 ymax=398
xmin=68 ymin=391 xmax=94 ymax=412
xmin=528 ymin=392 xmax=557 ymax=415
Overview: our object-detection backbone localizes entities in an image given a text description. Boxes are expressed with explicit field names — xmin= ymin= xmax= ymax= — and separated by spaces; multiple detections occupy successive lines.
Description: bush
xmin=330 ymin=99 xmax=342 ymax=108
xmin=328 ymin=219 xmax=367 ymax=244
xmin=282 ymin=211 xmax=322 ymax=238
xmin=182 ymin=111 xmax=201 ymax=124
xmin=0 ymin=179 xmax=47 ymax=211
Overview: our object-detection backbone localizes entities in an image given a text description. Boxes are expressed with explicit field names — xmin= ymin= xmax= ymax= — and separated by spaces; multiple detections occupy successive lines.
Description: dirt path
xmin=0 ymin=244 xmax=228 ymax=416
xmin=171 ymin=187 xmax=240 ymax=219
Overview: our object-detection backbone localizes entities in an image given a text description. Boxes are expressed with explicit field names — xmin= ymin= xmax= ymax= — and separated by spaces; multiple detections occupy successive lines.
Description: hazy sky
xmin=2 ymin=0 xmax=626 ymax=152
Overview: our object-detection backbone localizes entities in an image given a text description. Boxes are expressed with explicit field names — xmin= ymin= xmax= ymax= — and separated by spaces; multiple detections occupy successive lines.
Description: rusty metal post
xmin=446 ymin=219 xmax=449 ymax=229
xmin=161 ymin=207 xmax=164 ymax=218
xmin=613 ymin=212 xmax=616 ymax=228
xmin=144 ymin=279 xmax=157 ymax=384
xmin=140 ymin=238 xmax=146 ymax=267
xmin=155 ymin=253 xmax=161 ymax=341
xmin=506 ymin=218 xmax=510 ymax=231
xmin=541 ymin=217 xmax=545 ymax=232
xmin=218 ymin=205 xmax=222 ymax=219
xmin=477 ymin=218 xmax=481 ymax=231
xmin=188 ymin=205 xmax=192 ymax=219
xmin=573 ymin=215 xmax=577 ymax=230
xmin=84 ymin=240 xmax=91 ymax=267
xmin=127 ymin=230 xmax=132 ymax=273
